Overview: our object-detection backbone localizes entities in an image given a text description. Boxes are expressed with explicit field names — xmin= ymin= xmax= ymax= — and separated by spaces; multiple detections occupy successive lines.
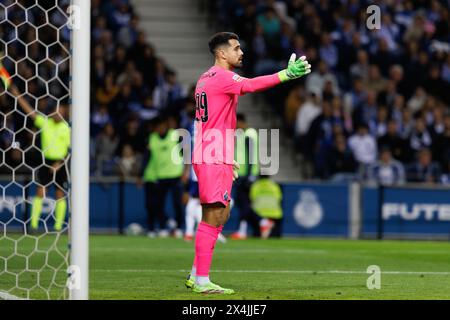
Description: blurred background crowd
xmin=1 ymin=0 xmax=450 ymax=186
xmin=210 ymin=0 xmax=450 ymax=185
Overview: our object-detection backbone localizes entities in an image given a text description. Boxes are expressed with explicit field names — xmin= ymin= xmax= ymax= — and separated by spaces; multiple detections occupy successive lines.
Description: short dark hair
xmin=419 ymin=148 xmax=431 ymax=155
xmin=358 ymin=123 xmax=369 ymax=130
xmin=208 ymin=32 xmax=239 ymax=55
xmin=380 ymin=145 xmax=391 ymax=153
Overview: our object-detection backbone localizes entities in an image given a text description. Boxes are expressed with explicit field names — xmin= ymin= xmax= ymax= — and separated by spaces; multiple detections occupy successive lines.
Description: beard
xmin=232 ymin=58 xmax=243 ymax=68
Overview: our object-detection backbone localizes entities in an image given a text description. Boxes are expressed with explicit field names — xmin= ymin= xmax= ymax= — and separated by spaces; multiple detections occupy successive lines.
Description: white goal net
xmin=0 ymin=0 xmax=74 ymax=300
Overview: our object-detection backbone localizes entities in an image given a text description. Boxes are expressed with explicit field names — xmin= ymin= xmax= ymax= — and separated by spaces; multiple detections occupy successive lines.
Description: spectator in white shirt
xmin=407 ymin=86 xmax=427 ymax=114
xmin=295 ymin=90 xmax=322 ymax=158
xmin=367 ymin=147 xmax=405 ymax=185
xmin=305 ymin=60 xmax=340 ymax=97
xmin=348 ymin=123 xmax=378 ymax=165
xmin=295 ymin=90 xmax=321 ymax=137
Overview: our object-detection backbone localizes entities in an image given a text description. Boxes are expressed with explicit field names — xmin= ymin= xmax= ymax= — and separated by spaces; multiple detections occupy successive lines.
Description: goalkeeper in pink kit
xmin=186 ymin=32 xmax=311 ymax=294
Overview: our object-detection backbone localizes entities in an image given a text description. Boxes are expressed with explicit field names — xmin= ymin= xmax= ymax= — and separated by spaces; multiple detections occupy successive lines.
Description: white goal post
xmin=0 ymin=0 xmax=90 ymax=300
xmin=70 ymin=0 xmax=90 ymax=300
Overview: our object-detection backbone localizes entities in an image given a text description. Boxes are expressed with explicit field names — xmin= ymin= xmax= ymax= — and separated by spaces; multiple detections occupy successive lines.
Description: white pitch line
xmin=90 ymin=248 xmax=327 ymax=254
xmin=0 ymin=290 xmax=27 ymax=300
xmin=86 ymin=247 xmax=450 ymax=255
xmin=91 ymin=269 xmax=450 ymax=275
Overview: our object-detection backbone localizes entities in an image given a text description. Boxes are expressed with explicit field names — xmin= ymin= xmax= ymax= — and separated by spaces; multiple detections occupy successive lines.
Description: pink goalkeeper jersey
xmin=193 ymin=65 xmax=280 ymax=165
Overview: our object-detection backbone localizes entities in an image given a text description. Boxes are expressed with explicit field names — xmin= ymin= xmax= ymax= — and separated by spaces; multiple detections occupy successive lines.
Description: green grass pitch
xmin=2 ymin=235 xmax=450 ymax=299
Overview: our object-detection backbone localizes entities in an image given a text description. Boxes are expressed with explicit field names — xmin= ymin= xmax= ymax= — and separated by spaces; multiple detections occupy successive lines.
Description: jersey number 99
xmin=195 ymin=92 xmax=208 ymax=122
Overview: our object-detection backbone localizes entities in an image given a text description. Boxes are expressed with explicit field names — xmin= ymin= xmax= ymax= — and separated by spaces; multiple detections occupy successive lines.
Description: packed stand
xmin=207 ymin=0 xmax=450 ymax=184
xmin=3 ymin=0 xmax=450 ymax=186
xmin=0 ymin=0 xmax=193 ymax=179
xmin=90 ymin=0 xmax=192 ymax=177
xmin=0 ymin=0 xmax=72 ymax=176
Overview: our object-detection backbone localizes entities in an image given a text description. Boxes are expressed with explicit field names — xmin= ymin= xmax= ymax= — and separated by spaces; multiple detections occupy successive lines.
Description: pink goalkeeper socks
xmin=194 ymin=222 xmax=222 ymax=277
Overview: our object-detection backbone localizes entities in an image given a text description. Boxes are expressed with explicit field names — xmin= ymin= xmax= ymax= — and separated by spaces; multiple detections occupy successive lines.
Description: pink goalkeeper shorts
xmin=193 ymin=163 xmax=233 ymax=207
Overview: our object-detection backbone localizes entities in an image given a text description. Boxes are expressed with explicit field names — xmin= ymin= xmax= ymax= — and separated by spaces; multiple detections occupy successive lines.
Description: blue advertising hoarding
xmin=281 ymin=183 xmax=349 ymax=236
xmin=0 ymin=181 xmax=351 ymax=237
xmin=362 ymin=186 xmax=450 ymax=238
xmin=0 ymin=181 xmax=122 ymax=231
xmin=2 ymin=180 xmax=449 ymax=238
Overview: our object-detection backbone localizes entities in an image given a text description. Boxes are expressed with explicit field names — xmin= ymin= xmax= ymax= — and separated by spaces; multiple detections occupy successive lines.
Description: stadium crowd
xmin=2 ymin=0 xmax=450 ymax=187
xmin=0 ymin=0 xmax=72 ymax=176
xmin=209 ymin=0 xmax=450 ymax=184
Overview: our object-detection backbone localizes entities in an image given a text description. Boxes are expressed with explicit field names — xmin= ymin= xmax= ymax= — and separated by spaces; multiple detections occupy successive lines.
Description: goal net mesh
xmin=0 ymin=0 xmax=72 ymax=300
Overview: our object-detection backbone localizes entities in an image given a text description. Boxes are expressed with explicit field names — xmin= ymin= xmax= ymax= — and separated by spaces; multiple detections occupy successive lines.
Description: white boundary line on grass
xmin=87 ymin=247 xmax=450 ymax=255
xmin=92 ymin=269 xmax=450 ymax=275
xmin=90 ymin=248 xmax=328 ymax=254
xmin=0 ymin=290 xmax=26 ymax=300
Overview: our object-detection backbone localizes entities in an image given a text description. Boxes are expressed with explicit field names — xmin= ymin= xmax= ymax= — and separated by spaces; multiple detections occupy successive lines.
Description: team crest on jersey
xmin=223 ymin=191 xmax=229 ymax=201
xmin=232 ymin=74 xmax=243 ymax=82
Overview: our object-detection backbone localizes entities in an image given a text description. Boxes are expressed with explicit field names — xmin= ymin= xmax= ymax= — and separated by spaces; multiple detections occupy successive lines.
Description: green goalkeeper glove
xmin=278 ymin=53 xmax=311 ymax=82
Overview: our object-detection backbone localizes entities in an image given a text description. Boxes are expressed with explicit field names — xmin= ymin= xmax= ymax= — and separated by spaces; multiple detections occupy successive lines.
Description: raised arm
xmin=223 ymin=54 xmax=311 ymax=95
xmin=10 ymin=85 xmax=37 ymax=120
xmin=239 ymin=73 xmax=282 ymax=94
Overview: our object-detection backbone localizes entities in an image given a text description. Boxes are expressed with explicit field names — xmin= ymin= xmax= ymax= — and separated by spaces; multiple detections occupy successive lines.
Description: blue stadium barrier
xmin=1 ymin=179 xmax=449 ymax=239
xmin=280 ymin=183 xmax=349 ymax=237
xmin=362 ymin=185 xmax=450 ymax=239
